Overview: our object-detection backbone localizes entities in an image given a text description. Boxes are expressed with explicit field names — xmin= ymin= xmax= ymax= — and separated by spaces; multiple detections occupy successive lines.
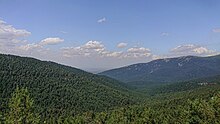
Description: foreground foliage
xmin=2 ymin=87 xmax=219 ymax=124
xmin=57 ymin=91 xmax=220 ymax=124
xmin=3 ymin=87 xmax=40 ymax=124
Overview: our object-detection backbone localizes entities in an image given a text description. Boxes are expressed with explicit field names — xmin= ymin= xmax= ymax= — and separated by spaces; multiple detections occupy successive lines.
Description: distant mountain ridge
xmin=99 ymin=54 xmax=220 ymax=86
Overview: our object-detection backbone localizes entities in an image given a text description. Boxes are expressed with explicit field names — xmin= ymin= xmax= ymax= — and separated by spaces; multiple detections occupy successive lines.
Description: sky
xmin=0 ymin=0 xmax=220 ymax=72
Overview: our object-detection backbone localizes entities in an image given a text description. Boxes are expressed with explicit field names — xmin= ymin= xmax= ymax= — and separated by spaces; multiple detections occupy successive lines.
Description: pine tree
xmin=5 ymin=87 xmax=40 ymax=124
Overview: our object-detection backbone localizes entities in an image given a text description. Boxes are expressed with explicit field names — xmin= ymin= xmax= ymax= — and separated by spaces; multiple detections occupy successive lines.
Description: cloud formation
xmin=19 ymin=43 xmax=42 ymax=51
xmin=62 ymin=41 xmax=152 ymax=59
xmin=62 ymin=41 xmax=105 ymax=57
xmin=18 ymin=37 xmax=64 ymax=52
xmin=0 ymin=19 xmax=64 ymax=58
xmin=40 ymin=37 xmax=64 ymax=45
xmin=97 ymin=17 xmax=106 ymax=23
xmin=117 ymin=42 xmax=127 ymax=48
xmin=0 ymin=19 xmax=219 ymax=71
xmin=126 ymin=47 xmax=151 ymax=58
xmin=0 ymin=20 xmax=31 ymax=48
xmin=170 ymin=44 xmax=216 ymax=56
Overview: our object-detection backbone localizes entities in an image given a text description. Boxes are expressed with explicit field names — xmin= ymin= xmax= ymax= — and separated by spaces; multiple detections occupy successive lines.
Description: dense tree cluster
xmin=50 ymin=90 xmax=220 ymax=124
xmin=1 ymin=87 xmax=219 ymax=124
xmin=0 ymin=54 xmax=141 ymax=119
xmin=0 ymin=54 xmax=220 ymax=123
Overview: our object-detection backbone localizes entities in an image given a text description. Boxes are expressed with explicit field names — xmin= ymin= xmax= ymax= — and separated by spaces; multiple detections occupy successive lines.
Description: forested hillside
xmin=0 ymin=54 xmax=220 ymax=123
xmin=59 ymin=86 xmax=220 ymax=124
xmin=100 ymin=55 xmax=220 ymax=86
xmin=0 ymin=54 xmax=140 ymax=119
xmin=137 ymin=75 xmax=220 ymax=95
xmin=1 ymin=79 xmax=219 ymax=123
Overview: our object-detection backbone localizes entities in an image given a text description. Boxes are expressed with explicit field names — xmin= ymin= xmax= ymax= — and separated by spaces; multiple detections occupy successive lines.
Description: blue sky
xmin=0 ymin=0 xmax=220 ymax=72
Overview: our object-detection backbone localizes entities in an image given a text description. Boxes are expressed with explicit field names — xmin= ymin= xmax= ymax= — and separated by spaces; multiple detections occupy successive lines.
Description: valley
xmin=0 ymin=54 xmax=219 ymax=123
xmin=1 ymin=1 xmax=220 ymax=123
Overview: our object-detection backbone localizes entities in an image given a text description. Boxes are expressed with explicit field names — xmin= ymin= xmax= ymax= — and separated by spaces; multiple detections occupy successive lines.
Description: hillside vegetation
xmin=136 ymin=75 xmax=220 ymax=95
xmin=0 ymin=54 xmax=220 ymax=123
xmin=0 ymin=54 xmax=140 ymax=118
xmin=60 ymin=86 xmax=220 ymax=124
xmin=100 ymin=55 xmax=220 ymax=86
xmin=2 ymin=83 xmax=219 ymax=123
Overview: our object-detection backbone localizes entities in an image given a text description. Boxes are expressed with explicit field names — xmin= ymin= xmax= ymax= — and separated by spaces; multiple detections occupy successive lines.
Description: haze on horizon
xmin=0 ymin=0 xmax=220 ymax=72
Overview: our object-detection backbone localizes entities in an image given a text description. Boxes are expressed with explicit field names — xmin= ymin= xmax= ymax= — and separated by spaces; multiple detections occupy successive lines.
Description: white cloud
xmin=127 ymin=47 xmax=150 ymax=53
xmin=117 ymin=42 xmax=127 ymax=48
xmin=61 ymin=41 xmax=154 ymax=70
xmin=0 ymin=19 xmax=31 ymax=47
xmin=97 ymin=17 xmax=106 ymax=23
xmin=18 ymin=43 xmax=42 ymax=51
xmin=0 ymin=19 xmax=64 ymax=58
xmin=161 ymin=32 xmax=169 ymax=36
xmin=40 ymin=37 xmax=64 ymax=45
xmin=125 ymin=47 xmax=151 ymax=58
xmin=0 ymin=19 xmax=32 ymax=55
xmin=62 ymin=41 xmax=153 ymax=59
xmin=170 ymin=44 xmax=216 ymax=56
xmin=83 ymin=41 xmax=104 ymax=50
xmin=212 ymin=28 xmax=220 ymax=33
xmin=17 ymin=37 xmax=64 ymax=54
xmin=62 ymin=41 xmax=106 ymax=57
xmin=100 ymin=51 xmax=123 ymax=57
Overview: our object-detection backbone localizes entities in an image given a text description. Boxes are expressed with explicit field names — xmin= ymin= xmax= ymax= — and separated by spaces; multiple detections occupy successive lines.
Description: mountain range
xmin=99 ymin=54 xmax=220 ymax=86
xmin=0 ymin=53 xmax=220 ymax=122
